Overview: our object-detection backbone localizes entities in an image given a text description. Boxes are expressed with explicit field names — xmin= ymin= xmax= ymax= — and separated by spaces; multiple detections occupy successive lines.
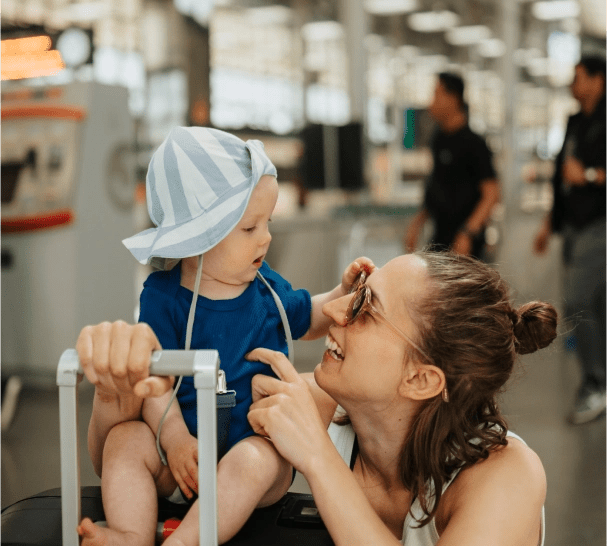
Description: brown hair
xmin=336 ymin=251 xmax=558 ymax=527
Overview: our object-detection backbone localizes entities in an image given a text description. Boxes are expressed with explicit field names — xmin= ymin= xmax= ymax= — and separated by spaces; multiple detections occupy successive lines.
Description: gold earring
xmin=442 ymin=388 xmax=449 ymax=403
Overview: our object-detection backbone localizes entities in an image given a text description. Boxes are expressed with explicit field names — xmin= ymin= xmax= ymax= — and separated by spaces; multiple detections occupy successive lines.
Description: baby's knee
xmin=103 ymin=420 xmax=156 ymax=462
xmin=219 ymin=436 xmax=290 ymax=488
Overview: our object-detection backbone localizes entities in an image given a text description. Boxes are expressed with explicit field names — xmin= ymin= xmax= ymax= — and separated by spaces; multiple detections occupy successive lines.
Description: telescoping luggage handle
xmin=56 ymin=348 xmax=221 ymax=546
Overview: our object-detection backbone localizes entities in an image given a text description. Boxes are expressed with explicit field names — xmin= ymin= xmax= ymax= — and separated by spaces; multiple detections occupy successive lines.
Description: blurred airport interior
xmin=1 ymin=0 xmax=605 ymax=544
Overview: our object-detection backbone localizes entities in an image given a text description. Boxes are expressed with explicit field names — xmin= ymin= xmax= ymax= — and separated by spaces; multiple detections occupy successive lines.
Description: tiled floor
xmin=2 ymin=209 xmax=605 ymax=545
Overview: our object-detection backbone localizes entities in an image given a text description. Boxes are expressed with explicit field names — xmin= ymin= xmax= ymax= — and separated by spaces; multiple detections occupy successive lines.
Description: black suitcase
xmin=1 ymin=487 xmax=333 ymax=545
xmin=1 ymin=350 xmax=333 ymax=546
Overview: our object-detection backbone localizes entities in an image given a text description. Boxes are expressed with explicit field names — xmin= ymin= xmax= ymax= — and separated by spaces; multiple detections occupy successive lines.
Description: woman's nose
xmin=322 ymin=293 xmax=351 ymax=326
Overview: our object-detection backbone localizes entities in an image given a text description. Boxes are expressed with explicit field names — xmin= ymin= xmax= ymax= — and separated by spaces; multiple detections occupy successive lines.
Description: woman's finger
xmin=108 ymin=322 xmax=133 ymax=394
xmin=246 ymin=348 xmax=299 ymax=383
xmin=128 ymin=323 xmax=161 ymax=388
xmin=76 ymin=326 xmax=98 ymax=385
xmin=246 ymin=408 xmax=269 ymax=437
xmin=251 ymin=373 xmax=286 ymax=403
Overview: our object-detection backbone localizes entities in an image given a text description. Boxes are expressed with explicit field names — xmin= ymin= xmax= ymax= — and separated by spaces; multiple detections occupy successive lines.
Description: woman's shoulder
xmin=437 ymin=434 xmax=546 ymax=538
xmin=463 ymin=435 xmax=544 ymax=485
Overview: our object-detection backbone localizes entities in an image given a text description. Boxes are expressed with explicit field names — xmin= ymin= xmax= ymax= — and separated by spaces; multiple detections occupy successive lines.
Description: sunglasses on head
xmin=346 ymin=270 xmax=448 ymax=402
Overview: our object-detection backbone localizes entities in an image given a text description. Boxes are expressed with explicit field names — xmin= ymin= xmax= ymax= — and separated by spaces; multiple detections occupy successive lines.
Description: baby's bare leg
xmin=78 ymin=421 xmax=177 ymax=546
xmin=165 ymin=435 xmax=292 ymax=546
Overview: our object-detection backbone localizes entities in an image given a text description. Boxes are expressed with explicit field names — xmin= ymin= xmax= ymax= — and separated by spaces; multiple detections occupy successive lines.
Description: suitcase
xmin=1 ymin=349 xmax=334 ymax=546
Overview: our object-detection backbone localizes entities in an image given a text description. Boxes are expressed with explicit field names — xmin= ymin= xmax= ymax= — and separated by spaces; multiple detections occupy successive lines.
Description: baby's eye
xmin=243 ymin=226 xmax=256 ymax=233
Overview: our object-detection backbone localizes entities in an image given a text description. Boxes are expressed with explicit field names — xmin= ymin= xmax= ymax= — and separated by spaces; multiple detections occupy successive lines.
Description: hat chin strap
xmin=256 ymin=271 xmax=294 ymax=365
xmin=156 ymin=254 xmax=204 ymax=465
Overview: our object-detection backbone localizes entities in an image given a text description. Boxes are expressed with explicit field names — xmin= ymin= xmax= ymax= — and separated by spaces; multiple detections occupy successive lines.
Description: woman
xmin=247 ymin=251 xmax=556 ymax=545
xmin=77 ymin=251 xmax=556 ymax=545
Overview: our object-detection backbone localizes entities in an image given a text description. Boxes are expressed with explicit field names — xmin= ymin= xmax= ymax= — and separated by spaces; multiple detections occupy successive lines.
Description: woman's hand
xmin=76 ymin=320 xmax=173 ymax=399
xmin=166 ymin=434 xmax=199 ymax=500
xmin=246 ymin=348 xmax=334 ymax=475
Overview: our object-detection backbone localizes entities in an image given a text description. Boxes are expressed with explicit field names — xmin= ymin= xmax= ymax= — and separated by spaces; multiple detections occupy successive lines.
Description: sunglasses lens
xmin=351 ymin=287 xmax=365 ymax=320
xmin=350 ymin=270 xmax=367 ymax=294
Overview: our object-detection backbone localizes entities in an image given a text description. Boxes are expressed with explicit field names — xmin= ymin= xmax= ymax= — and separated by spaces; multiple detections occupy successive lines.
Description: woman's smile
xmin=324 ymin=332 xmax=344 ymax=361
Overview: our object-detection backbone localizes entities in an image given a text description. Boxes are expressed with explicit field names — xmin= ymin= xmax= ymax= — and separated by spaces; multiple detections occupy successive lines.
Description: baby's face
xmin=202 ymin=175 xmax=278 ymax=286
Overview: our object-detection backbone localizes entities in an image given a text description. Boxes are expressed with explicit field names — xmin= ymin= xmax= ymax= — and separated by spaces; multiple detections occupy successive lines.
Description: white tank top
xmin=328 ymin=422 xmax=545 ymax=546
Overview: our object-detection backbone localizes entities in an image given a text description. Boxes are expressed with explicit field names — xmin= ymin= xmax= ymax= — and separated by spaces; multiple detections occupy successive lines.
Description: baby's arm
xmin=301 ymin=256 xmax=375 ymax=340
xmin=142 ymin=393 xmax=199 ymax=499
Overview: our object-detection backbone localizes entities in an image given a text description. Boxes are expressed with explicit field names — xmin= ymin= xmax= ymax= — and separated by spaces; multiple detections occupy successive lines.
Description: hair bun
xmin=512 ymin=302 xmax=558 ymax=355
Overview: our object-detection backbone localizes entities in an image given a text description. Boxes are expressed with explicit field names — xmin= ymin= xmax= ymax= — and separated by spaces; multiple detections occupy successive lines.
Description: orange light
xmin=1 ymin=36 xmax=64 ymax=81
xmin=1 ymin=35 xmax=52 ymax=55
xmin=1 ymin=51 xmax=65 ymax=81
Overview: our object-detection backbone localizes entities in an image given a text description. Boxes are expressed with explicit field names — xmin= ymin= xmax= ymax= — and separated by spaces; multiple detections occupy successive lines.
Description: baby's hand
xmin=166 ymin=434 xmax=198 ymax=500
xmin=341 ymin=257 xmax=376 ymax=295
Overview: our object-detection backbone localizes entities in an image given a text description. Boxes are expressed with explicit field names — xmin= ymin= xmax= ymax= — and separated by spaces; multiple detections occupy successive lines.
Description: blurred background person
xmin=404 ymin=73 xmax=500 ymax=260
xmin=533 ymin=55 xmax=606 ymax=426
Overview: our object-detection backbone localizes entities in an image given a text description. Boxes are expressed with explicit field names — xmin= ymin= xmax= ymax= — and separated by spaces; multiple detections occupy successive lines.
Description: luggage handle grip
xmin=57 ymin=348 xmax=220 ymax=546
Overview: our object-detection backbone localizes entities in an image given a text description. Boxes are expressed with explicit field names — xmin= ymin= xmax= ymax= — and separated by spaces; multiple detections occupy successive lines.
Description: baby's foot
xmin=78 ymin=518 xmax=147 ymax=546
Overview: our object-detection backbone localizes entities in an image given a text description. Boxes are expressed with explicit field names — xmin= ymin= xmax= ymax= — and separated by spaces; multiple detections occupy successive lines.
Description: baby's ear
xmin=398 ymin=363 xmax=445 ymax=401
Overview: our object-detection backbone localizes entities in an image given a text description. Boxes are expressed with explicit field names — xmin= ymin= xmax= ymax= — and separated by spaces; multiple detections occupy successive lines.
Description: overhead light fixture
xmin=302 ymin=21 xmax=343 ymax=42
xmin=532 ymin=1 xmax=580 ymax=21
xmin=56 ymin=27 xmax=93 ymax=67
xmin=446 ymin=25 xmax=491 ymax=46
xmin=364 ymin=0 xmax=419 ymax=16
xmin=414 ymin=54 xmax=449 ymax=71
xmin=408 ymin=10 xmax=459 ymax=33
xmin=54 ymin=1 xmax=110 ymax=24
xmin=513 ymin=47 xmax=543 ymax=66
xmin=477 ymin=38 xmax=506 ymax=58
xmin=247 ymin=6 xmax=292 ymax=26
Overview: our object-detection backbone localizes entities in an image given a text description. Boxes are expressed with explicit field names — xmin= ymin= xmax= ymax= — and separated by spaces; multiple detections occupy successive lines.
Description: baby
xmin=78 ymin=126 xmax=373 ymax=545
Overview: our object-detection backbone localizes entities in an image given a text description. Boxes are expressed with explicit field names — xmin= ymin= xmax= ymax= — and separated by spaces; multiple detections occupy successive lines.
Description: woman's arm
xmin=76 ymin=321 xmax=172 ymax=476
xmin=247 ymin=349 xmax=403 ymax=546
xmin=436 ymin=438 xmax=546 ymax=546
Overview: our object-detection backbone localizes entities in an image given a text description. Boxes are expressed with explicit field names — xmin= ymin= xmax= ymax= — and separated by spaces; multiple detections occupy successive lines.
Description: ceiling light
xmin=414 ymin=54 xmax=449 ymax=71
xmin=364 ymin=0 xmax=419 ymax=16
xmin=408 ymin=10 xmax=459 ymax=33
xmin=477 ymin=38 xmax=506 ymax=58
xmin=446 ymin=25 xmax=491 ymax=46
xmin=247 ymin=6 xmax=292 ymax=26
xmin=302 ymin=21 xmax=343 ymax=42
xmin=55 ymin=2 xmax=110 ymax=23
xmin=532 ymin=1 xmax=580 ymax=21
xmin=56 ymin=27 xmax=92 ymax=67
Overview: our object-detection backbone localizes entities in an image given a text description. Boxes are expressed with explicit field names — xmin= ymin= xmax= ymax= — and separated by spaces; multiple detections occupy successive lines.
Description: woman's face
xmin=314 ymin=254 xmax=429 ymax=407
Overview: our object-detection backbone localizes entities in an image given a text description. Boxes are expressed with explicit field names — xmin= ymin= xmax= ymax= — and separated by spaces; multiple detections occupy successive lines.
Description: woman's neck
xmin=346 ymin=403 xmax=416 ymax=489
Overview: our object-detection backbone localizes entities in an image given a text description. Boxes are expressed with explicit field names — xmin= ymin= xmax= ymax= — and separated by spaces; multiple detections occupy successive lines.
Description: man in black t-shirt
xmin=404 ymin=73 xmax=500 ymax=260
xmin=533 ymin=56 xmax=606 ymax=425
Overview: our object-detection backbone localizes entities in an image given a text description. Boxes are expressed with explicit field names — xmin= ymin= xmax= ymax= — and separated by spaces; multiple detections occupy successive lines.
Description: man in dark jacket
xmin=534 ymin=55 xmax=606 ymax=424
xmin=404 ymin=72 xmax=500 ymax=260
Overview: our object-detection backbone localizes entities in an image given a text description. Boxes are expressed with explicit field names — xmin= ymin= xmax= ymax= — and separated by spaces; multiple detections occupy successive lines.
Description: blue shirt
xmin=138 ymin=261 xmax=312 ymax=450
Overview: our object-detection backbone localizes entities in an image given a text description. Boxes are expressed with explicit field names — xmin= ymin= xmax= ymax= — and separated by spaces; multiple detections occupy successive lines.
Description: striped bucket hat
xmin=123 ymin=127 xmax=277 ymax=268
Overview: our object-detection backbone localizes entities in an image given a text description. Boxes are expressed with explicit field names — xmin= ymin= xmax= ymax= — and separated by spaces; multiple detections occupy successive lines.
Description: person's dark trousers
xmin=563 ymin=217 xmax=606 ymax=390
